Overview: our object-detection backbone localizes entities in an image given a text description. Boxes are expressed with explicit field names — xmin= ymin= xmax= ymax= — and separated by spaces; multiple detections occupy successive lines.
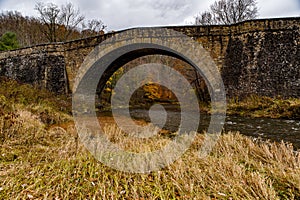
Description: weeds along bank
xmin=226 ymin=95 xmax=300 ymax=119
xmin=0 ymin=77 xmax=72 ymax=143
xmin=0 ymin=77 xmax=71 ymax=126
xmin=1 ymin=77 xmax=300 ymax=199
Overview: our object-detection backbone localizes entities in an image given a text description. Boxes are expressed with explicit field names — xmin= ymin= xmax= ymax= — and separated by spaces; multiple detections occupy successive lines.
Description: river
xmin=98 ymin=108 xmax=300 ymax=149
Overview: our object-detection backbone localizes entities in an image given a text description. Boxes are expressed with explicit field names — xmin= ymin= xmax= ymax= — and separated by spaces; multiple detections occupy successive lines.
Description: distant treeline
xmin=0 ymin=3 xmax=106 ymax=49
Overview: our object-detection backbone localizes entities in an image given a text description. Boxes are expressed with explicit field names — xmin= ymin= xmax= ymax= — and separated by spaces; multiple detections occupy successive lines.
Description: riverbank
xmin=100 ymin=92 xmax=300 ymax=120
xmin=1 ymin=79 xmax=300 ymax=199
xmin=226 ymin=95 xmax=300 ymax=119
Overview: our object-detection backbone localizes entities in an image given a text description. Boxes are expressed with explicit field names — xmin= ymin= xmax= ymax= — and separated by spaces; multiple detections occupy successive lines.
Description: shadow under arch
xmin=100 ymin=46 xmax=210 ymax=95
xmin=76 ymin=43 xmax=213 ymax=99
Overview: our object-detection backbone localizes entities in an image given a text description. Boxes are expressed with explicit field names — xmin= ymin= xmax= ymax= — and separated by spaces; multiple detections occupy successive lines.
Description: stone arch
xmin=73 ymin=28 xmax=224 ymax=104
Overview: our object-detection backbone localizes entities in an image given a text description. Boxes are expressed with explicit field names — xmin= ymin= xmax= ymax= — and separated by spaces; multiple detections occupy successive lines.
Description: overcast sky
xmin=0 ymin=0 xmax=299 ymax=31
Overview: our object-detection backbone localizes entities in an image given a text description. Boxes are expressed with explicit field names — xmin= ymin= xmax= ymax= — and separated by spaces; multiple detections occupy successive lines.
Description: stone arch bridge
xmin=0 ymin=17 xmax=299 ymax=98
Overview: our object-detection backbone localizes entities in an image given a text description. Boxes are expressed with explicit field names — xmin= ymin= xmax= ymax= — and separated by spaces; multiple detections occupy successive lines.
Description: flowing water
xmin=99 ymin=108 xmax=300 ymax=149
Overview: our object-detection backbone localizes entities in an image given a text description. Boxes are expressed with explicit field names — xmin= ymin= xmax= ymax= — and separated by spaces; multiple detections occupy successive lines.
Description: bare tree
xmin=35 ymin=2 xmax=106 ymax=42
xmin=35 ymin=2 xmax=85 ymax=42
xmin=196 ymin=11 xmax=215 ymax=25
xmin=195 ymin=0 xmax=258 ymax=25
xmin=59 ymin=2 xmax=85 ymax=41
xmin=35 ymin=2 xmax=60 ymax=42
xmin=81 ymin=19 xmax=106 ymax=38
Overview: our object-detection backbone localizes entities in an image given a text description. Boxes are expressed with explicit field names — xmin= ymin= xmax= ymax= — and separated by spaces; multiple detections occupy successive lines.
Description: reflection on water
xmin=99 ymin=108 xmax=300 ymax=149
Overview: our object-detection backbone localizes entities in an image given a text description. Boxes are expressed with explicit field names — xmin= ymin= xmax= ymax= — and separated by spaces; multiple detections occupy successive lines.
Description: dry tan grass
xmin=101 ymin=124 xmax=173 ymax=153
xmin=1 ymin=119 xmax=300 ymax=199
xmin=1 ymin=78 xmax=300 ymax=199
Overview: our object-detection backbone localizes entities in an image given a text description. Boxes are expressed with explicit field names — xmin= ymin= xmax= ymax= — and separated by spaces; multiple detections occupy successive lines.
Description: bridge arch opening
xmin=73 ymin=28 xmax=226 ymax=121
xmin=75 ymin=43 xmax=212 ymax=110
xmin=98 ymin=53 xmax=210 ymax=111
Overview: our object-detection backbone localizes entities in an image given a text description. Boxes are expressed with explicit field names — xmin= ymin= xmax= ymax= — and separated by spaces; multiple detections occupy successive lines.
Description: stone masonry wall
xmin=0 ymin=17 xmax=299 ymax=98
xmin=0 ymin=44 xmax=67 ymax=94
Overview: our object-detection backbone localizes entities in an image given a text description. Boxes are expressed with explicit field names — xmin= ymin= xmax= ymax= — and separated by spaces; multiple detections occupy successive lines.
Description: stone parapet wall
xmin=0 ymin=17 xmax=299 ymax=98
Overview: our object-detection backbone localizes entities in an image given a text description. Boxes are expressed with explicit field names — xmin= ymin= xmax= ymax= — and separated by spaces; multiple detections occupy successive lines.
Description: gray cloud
xmin=257 ymin=0 xmax=300 ymax=18
xmin=0 ymin=0 xmax=299 ymax=30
